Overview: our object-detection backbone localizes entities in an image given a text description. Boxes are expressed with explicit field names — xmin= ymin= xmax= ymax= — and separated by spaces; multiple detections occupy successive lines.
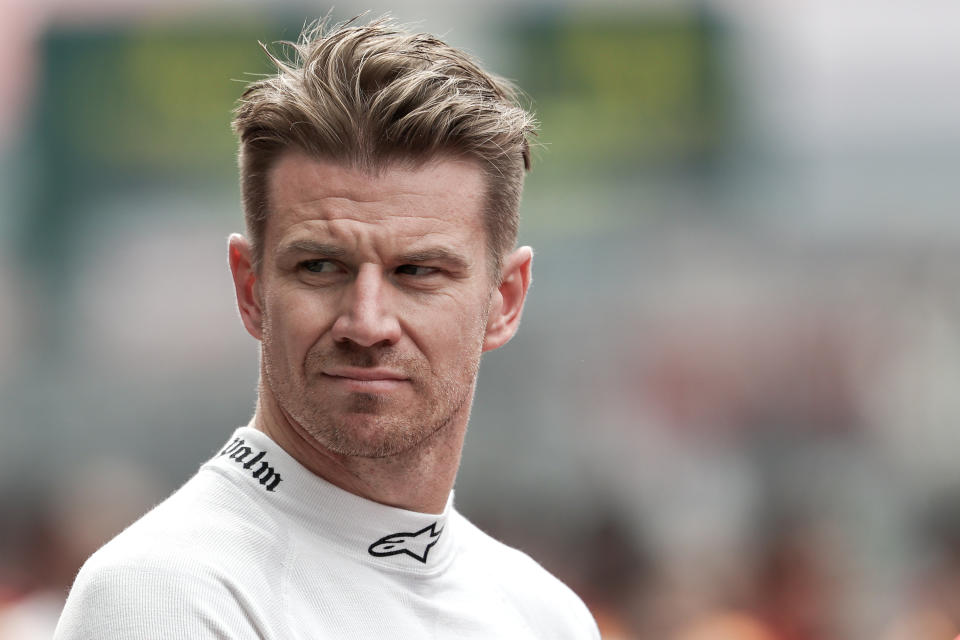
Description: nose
xmin=330 ymin=264 xmax=402 ymax=347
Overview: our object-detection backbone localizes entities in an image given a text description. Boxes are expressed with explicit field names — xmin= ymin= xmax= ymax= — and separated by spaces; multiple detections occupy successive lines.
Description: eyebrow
xmin=276 ymin=239 xmax=471 ymax=272
xmin=276 ymin=240 xmax=347 ymax=260
xmin=396 ymin=247 xmax=471 ymax=271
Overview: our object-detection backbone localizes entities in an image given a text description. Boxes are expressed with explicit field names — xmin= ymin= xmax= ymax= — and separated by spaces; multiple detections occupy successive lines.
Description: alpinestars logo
xmin=368 ymin=522 xmax=443 ymax=564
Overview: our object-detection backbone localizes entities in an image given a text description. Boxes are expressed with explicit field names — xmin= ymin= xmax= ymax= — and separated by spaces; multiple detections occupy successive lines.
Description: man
xmin=55 ymin=16 xmax=600 ymax=639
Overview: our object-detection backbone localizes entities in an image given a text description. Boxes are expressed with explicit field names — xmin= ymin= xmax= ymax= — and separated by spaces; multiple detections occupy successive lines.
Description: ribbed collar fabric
xmin=202 ymin=425 xmax=457 ymax=575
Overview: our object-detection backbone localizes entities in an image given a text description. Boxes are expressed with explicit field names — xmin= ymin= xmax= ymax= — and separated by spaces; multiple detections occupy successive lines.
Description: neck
xmin=252 ymin=379 xmax=467 ymax=514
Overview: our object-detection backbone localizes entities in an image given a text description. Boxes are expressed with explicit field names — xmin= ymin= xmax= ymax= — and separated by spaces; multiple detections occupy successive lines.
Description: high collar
xmin=203 ymin=425 xmax=457 ymax=575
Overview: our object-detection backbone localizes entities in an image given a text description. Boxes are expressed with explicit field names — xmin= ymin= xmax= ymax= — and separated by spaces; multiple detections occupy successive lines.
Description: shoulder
xmin=453 ymin=513 xmax=601 ymax=639
xmin=55 ymin=469 xmax=289 ymax=639
xmin=90 ymin=466 xmax=288 ymax=574
xmin=55 ymin=551 xmax=272 ymax=639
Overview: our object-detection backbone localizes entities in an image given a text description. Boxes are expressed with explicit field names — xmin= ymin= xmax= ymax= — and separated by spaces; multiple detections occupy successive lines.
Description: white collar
xmin=203 ymin=426 xmax=457 ymax=575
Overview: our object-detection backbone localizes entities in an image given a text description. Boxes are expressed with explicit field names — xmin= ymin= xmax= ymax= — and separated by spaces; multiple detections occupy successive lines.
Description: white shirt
xmin=55 ymin=426 xmax=600 ymax=639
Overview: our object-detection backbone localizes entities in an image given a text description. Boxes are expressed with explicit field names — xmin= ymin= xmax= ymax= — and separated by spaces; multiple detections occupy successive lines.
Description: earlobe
xmin=482 ymin=246 xmax=533 ymax=352
xmin=228 ymin=233 xmax=263 ymax=341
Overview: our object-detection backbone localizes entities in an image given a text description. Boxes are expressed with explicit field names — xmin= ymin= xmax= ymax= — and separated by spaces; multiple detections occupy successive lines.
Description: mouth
xmin=320 ymin=367 xmax=411 ymax=393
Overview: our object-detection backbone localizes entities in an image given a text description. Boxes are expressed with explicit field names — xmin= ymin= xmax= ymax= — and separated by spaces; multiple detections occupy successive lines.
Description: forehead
xmin=264 ymin=153 xmax=487 ymax=252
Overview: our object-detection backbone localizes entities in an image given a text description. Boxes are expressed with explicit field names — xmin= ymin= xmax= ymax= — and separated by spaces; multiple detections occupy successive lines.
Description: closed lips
xmin=322 ymin=368 xmax=409 ymax=381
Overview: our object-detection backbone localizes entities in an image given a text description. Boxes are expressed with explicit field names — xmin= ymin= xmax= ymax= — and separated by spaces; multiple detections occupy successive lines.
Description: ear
xmin=228 ymin=233 xmax=263 ymax=341
xmin=483 ymin=246 xmax=533 ymax=352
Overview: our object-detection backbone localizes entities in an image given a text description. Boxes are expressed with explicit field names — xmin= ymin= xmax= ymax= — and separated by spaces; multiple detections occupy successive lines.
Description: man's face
xmin=251 ymin=153 xmax=496 ymax=458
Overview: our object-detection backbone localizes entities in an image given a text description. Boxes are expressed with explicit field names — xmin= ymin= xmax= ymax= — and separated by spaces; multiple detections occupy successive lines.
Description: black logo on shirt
xmin=368 ymin=522 xmax=443 ymax=564
xmin=220 ymin=437 xmax=282 ymax=492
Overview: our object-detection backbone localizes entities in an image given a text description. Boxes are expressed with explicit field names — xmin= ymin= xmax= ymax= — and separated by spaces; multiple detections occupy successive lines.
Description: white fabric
xmin=55 ymin=426 xmax=600 ymax=639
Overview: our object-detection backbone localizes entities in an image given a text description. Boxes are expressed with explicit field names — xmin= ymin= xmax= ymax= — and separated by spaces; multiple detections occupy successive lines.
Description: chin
xmin=304 ymin=413 xmax=430 ymax=459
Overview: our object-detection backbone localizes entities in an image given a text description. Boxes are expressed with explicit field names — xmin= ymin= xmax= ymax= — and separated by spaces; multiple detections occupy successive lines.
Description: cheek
xmin=406 ymin=295 xmax=489 ymax=360
xmin=263 ymin=289 xmax=332 ymax=360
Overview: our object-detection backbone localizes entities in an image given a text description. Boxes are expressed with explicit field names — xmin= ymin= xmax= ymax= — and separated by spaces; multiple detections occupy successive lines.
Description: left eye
xmin=395 ymin=265 xmax=437 ymax=276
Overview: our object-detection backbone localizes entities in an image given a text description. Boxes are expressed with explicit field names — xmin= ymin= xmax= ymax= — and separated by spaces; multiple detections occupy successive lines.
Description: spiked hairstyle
xmin=232 ymin=16 xmax=537 ymax=277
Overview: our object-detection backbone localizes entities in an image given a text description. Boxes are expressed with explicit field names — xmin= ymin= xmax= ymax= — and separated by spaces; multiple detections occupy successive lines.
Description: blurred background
xmin=1 ymin=0 xmax=960 ymax=638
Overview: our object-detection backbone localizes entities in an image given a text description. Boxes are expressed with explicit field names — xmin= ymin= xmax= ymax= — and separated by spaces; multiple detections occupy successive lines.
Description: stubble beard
xmin=262 ymin=336 xmax=483 ymax=459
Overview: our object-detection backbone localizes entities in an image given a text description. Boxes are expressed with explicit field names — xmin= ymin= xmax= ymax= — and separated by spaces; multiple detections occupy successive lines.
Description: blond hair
xmin=232 ymin=16 xmax=537 ymax=277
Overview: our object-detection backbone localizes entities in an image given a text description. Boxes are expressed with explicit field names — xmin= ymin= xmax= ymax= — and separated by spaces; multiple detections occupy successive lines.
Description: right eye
xmin=300 ymin=260 xmax=339 ymax=273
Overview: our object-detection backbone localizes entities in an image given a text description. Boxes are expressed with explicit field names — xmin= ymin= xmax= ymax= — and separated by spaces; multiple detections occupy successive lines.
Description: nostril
xmin=330 ymin=308 xmax=401 ymax=348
